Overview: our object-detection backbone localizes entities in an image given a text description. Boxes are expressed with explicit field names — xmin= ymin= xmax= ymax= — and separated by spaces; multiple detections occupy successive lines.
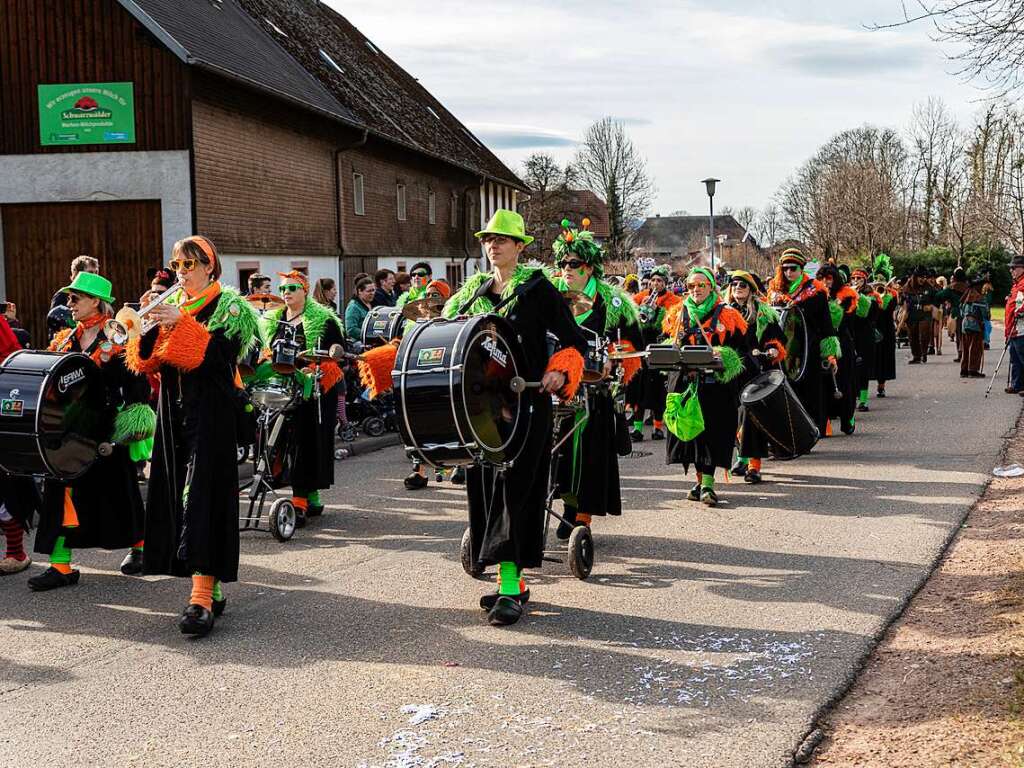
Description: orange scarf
xmin=179 ymin=281 xmax=221 ymax=317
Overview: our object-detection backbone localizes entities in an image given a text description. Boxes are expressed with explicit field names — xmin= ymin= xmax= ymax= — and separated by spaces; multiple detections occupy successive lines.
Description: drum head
xmin=741 ymin=369 xmax=785 ymax=405
xmin=460 ymin=321 xmax=527 ymax=459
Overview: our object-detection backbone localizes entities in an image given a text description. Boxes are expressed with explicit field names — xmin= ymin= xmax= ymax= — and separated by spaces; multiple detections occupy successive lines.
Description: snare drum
xmin=0 ymin=351 xmax=111 ymax=480
xmin=394 ymin=314 xmax=531 ymax=468
xmin=250 ymin=381 xmax=296 ymax=412
xmin=361 ymin=305 xmax=405 ymax=348
xmin=271 ymin=337 xmax=300 ymax=374
xmin=579 ymin=326 xmax=607 ymax=383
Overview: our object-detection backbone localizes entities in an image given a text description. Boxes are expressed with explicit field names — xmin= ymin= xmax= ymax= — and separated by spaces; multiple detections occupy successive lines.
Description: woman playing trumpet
xmin=29 ymin=272 xmax=154 ymax=591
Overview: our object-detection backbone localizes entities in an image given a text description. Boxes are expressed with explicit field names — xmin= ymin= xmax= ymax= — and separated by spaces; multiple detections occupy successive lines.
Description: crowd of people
xmin=0 ymin=212 xmax=1017 ymax=634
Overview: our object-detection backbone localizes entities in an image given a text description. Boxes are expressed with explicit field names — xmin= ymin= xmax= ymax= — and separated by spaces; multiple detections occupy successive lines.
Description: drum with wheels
xmin=394 ymin=314 xmax=531 ymax=469
xmin=361 ymin=306 xmax=405 ymax=348
xmin=267 ymin=497 xmax=297 ymax=542
xmin=740 ymin=369 xmax=819 ymax=459
xmin=775 ymin=305 xmax=809 ymax=383
xmin=0 ymin=351 xmax=110 ymax=480
xmin=568 ymin=525 xmax=594 ymax=580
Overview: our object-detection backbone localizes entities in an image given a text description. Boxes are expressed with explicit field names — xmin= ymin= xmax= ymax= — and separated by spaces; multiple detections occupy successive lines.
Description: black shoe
xmin=404 ymin=472 xmax=428 ymax=490
xmin=954 ymin=356 xmax=962 ymax=362
xmin=970 ymin=371 xmax=987 ymax=378
xmin=984 ymin=342 xmax=991 ymax=350
xmin=480 ymin=589 xmax=530 ymax=611
xmin=651 ymin=428 xmax=665 ymax=441
xmin=908 ymin=359 xmax=921 ymax=364
xmin=120 ymin=549 xmax=143 ymax=576
xmin=928 ymin=346 xmax=936 ymax=355
xmin=179 ymin=604 xmax=215 ymax=636
xmin=877 ymin=390 xmax=886 ymax=398
xmin=731 ymin=461 xmax=748 ymax=475
xmin=450 ymin=467 xmax=466 ymax=486
xmin=700 ymin=487 xmax=718 ymax=507
xmin=27 ymin=566 xmax=80 ymax=592
xmin=295 ymin=511 xmax=307 ymax=529
xmin=1006 ymin=387 xmax=1020 ymax=394
xmin=487 ymin=595 xmax=524 ymax=626
xmin=857 ymin=403 xmax=869 ymax=412
xmin=687 ymin=483 xmax=701 ymax=502
xmin=307 ymin=504 xmax=324 ymax=518
xmin=744 ymin=469 xmax=761 ymax=484
xmin=630 ymin=429 xmax=644 ymax=442
xmin=556 ymin=509 xmax=577 ymax=540
xmin=434 ymin=471 xmax=445 ymax=482
xmin=213 ymin=597 xmax=227 ymax=618
xmin=841 ymin=422 xmax=855 ymax=435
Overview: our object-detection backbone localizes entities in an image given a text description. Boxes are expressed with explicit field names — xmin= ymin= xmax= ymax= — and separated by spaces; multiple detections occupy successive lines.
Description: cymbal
xmin=401 ymin=296 xmax=444 ymax=321
xmin=246 ymin=293 xmax=285 ymax=308
xmin=561 ymin=290 xmax=594 ymax=315
xmin=297 ymin=344 xmax=346 ymax=366
xmin=608 ymin=350 xmax=647 ymax=361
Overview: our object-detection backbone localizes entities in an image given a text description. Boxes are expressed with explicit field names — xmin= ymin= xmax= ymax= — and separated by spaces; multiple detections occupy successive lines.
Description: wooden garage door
xmin=2 ymin=200 xmax=163 ymax=348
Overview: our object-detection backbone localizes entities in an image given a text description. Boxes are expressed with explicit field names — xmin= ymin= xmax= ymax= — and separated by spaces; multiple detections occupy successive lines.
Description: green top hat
xmin=62 ymin=271 xmax=115 ymax=303
xmin=475 ymin=209 xmax=535 ymax=246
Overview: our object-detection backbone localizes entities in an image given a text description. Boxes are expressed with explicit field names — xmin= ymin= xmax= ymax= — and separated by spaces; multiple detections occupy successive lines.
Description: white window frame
xmin=427 ymin=189 xmax=436 ymax=224
xmin=353 ymin=173 xmax=365 ymax=216
xmin=397 ymin=184 xmax=407 ymax=221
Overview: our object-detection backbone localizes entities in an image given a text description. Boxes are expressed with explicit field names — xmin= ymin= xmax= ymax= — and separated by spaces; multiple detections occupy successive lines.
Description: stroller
xmin=337 ymin=347 xmax=398 ymax=442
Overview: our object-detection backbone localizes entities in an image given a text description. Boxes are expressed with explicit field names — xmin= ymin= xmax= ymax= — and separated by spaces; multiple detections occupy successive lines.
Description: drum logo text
xmin=57 ymin=367 xmax=86 ymax=393
xmin=417 ymin=347 xmax=445 ymax=366
xmin=482 ymin=337 xmax=508 ymax=367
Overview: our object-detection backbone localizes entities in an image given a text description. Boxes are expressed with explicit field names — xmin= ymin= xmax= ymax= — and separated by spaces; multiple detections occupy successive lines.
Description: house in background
xmin=520 ymin=189 xmax=610 ymax=259
xmin=631 ymin=214 xmax=767 ymax=275
xmin=0 ymin=0 xmax=523 ymax=343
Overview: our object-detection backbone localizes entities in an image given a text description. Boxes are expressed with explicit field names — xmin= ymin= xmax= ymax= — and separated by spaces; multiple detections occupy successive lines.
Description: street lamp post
xmin=702 ymin=178 xmax=720 ymax=273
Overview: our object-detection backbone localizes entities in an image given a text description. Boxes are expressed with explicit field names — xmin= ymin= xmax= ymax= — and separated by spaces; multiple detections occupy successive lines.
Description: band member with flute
xmin=662 ymin=267 xmax=751 ymax=507
xmin=29 ymin=272 xmax=154 ymax=591
xmin=127 ymin=236 xmax=259 ymax=636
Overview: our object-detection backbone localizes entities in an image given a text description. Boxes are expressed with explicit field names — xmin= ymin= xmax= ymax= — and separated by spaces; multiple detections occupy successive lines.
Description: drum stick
xmin=510 ymin=376 xmax=543 ymax=393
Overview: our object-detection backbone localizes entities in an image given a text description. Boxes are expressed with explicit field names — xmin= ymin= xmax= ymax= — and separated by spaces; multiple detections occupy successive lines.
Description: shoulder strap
xmin=458 ymin=270 xmax=547 ymax=316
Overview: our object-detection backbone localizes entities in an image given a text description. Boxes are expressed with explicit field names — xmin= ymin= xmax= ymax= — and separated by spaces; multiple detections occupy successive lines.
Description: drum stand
xmin=540 ymin=390 xmax=595 ymax=580
xmin=239 ymin=393 xmax=299 ymax=543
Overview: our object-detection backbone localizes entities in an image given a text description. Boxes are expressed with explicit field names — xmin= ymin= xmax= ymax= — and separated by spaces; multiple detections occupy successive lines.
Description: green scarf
xmin=788 ymin=272 xmax=806 ymax=295
xmin=684 ymin=292 xmax=718 ymax=323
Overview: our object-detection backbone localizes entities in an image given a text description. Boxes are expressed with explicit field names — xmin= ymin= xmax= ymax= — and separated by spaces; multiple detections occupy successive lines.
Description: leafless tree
xmin=573 ymin=118 xmax=655 ymax=259
xmin=876 ymin=1 xmax=1024 ymax=99
xmin=754 ymin=203 xmax=783 ymax=247
xmin=519 ymin=152 xmax=575 ymax=258
xmin=907 ymin=98 xmax=965 ymax=247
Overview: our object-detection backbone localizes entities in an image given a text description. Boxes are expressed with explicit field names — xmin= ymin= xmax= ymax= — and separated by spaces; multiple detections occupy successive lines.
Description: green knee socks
xmin=858 ymin=389 xmax=869 ymax=406
xmin=498 ymin=561 xmax=521 ymax=596
xmin=701 ymin=472 xmax=715 ymax=491
xmin=308 ymin=490 xmax=320 ymax=507
xmin=50 ymin=535 xmax=73 ymax=573
xmin=212 ymin=580 xmax=223 ymax=602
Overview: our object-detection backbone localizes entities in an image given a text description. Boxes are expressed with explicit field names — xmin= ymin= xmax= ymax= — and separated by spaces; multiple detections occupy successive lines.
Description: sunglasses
xmin=557 ymin=259 xmax=587 ymax=270
xmin=411 ymin=270 xmax=430 ymax=278
xmin=781 ymin=264 xmax=801 ymax=272
xmin=480 ymin=235 xmax=512 ymax=245
xmin=730 ymin=281 xmax=749 ymax=289
xmin=279 ymin=284 xmax=303 ymax=294
xmin=687 ymin=282 xmax=711 ymax=290
xmin=169 ymin=258 xmax=198 ymax=272
xmin=67 ymin=292 xmax=86 ymax=304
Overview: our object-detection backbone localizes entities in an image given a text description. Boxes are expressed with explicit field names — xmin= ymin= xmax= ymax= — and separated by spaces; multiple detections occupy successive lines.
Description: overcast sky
xmin=327 ymin=0 xmax=984 ymax=215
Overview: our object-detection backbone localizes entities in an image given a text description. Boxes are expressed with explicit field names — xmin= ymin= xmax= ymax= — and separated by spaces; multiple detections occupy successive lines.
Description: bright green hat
xmin=62 ymin=272 xmax=115 ymax=303
xmin=475 ymin=209 xmax=534 ymax=246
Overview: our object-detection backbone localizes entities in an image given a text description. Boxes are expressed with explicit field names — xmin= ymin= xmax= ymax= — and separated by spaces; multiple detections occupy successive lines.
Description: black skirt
xmin=555 ymin=388 xmax=622 ymax=517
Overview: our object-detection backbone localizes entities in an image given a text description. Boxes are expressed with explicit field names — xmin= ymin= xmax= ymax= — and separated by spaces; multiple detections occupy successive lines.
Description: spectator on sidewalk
xmin=371 ymin=269 xmax=396 ymax=307
xmin=50 ymin=255 xmax=99 ymax=309
xmin=960 ymin=277 xmax=990 ymax=379
xmin=345 ymin=276 xmax=376 ymax=339
xmin=247 ymin=273 xmax=271 ymax=296
xmin=1004 ymin=254 xmax=1024 ymax=394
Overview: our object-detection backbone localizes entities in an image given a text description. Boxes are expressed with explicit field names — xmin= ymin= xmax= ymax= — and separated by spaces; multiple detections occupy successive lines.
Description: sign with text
xmin=38 ymin=82 xmax=135 ymax=146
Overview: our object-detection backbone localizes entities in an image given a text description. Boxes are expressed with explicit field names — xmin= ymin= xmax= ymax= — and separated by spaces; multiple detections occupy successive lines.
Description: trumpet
xmin=638 ymin=291 xmax=659 ymax=324
xmin=105 ymin=280 xmax=184 ymax=344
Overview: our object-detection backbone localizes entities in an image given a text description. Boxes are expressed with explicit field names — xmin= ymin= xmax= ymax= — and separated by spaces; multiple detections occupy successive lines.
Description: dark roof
xmin=117 ymin=0 xmax=523 ymax=189
xmin=634 ymin=215 xmax=752 ymax=250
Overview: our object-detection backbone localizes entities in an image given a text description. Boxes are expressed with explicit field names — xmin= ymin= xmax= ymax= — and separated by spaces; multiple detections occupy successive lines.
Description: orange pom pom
xmin=565 ymin=233 xmax=574 ymax=242
xmin=582 ymin=218 xmax=591 ymax=229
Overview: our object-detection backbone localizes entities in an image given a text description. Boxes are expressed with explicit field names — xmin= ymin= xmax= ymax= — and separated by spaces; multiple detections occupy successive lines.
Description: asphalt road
xmin=0 ymin=338 xmax=1019 ymax=768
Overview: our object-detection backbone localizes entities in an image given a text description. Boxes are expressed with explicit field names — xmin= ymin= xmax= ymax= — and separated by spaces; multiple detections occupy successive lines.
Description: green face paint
xmin=577 ymin=268 xmax=586 ymax=277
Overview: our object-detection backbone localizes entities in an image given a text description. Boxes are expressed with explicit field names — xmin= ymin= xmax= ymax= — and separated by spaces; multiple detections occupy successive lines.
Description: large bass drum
xmin=361 ymin=306 xmax=405 ymax=348
xmin=0 ymin=351 xmax=111 ymax=479
xmin=395 ymin=314 xmax=531 ymax=468
xmin=776 ymin=304 xmax=809 ymax=383
xmin=740 ymin=370 xmax=818 ymax=459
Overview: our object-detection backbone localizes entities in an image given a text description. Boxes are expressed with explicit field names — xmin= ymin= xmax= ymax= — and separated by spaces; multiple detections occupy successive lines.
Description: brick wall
xmin=191 ymin=76 xmax=343 ymax=256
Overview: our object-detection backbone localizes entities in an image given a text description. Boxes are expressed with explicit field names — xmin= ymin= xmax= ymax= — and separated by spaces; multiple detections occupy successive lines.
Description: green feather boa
xmin=855 ymin=294 xmax=872 ymax=318
xmin=828 ymin=300 xmax=844 ymax=330
xmin=443 ymin=265 xmax=542 ymax=318
xmin=207 ymin=286 xmax=261 ymax=354
xmin=820 ymin=335 xmax=841 ymax=360
xmin=264 ymin=299 xmax=344 ymax=352
xmin=397 ymin=284 xmax=426 ymax=309
xmin=111 ymin=403 xmax=157 ymax=443
xmin=714 ymin=345 xmax=745 ymax=383
xmin=881 ymin=293 xmax=894 ymax=310
xmin=755 ymin=301 xmax=779 ymax=342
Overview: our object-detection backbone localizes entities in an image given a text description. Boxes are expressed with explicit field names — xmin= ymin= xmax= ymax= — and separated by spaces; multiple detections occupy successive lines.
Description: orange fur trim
xmin=310 ymin=359 xmax=343 ymax=393
xmin=154 ymin=314 xmax=210 ymax=372
xmin=125 ymin=336 xmax=163 ymax=375
xmin=358 ymin=343 xmax=398 ymax=399
xmin=656 ymin=291 xmax=682 ymax=310
xmin=661 ymin=303 xmax=682 ymax=337
xmin=48 ymin=328 xmax=74 ymax=352
xmin=764 ymin=338 xmax=787 ymax=363
xmin=836 ymin=285 xmax=859 ymax=313
xmin=610 ymin=340 xmax=642 ymax=384
xmin=546 ymin=347 xmax=584 ymax=401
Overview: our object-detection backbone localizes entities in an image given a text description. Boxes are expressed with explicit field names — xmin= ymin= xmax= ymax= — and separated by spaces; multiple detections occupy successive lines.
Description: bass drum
xmin=395 ymin=314 xmax=531 ymax=468
xmin=361 ymin=305 xmax=405 ymax=348
xmin=776 ymin=304 xmax=809 ymax=383
xmin=0 ymin=351 xmax=111 ymax=479
xmin=740 ymin=370 xmax=818 ymax=459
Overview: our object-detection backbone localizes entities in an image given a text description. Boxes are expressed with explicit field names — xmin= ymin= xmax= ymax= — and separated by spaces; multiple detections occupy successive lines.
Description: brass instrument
xmin=638 ymin=291 xmax=659 ymax=324
xmin=104 ymin=280 xmax=184 ymax=344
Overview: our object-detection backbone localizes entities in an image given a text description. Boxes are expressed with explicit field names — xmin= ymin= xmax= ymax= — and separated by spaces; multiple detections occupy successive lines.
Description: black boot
xmin=630 ymin=429 xmax=644 ymax=442
xmin=213 ymin=597 xmax=227 ymax=617
xmin=179 ymin=604 xmax=215 ymax=636
xmin=556 ymin=509 xmax=577 ymax=541
xmin=27 ymin=566 xmax=80 ymax=592
xmin=744 ymin=468 xmax=762 ymax=484
xmin=404 ymin=471 xmax=428 ymax=490
xmin=450 ymin=466 xmax=466 ymax=486
xmin=487 ymin=595 xmax=524 ymax=626
xmin=687 ymin=483 xmax=701 ymax=502
xmin=651 ymin=428 xmax=665 ymax=441
xmin=120 ymin=549 xmax=143 ymax=576
xmin=480 ymin=589 xmax=530 ymax=611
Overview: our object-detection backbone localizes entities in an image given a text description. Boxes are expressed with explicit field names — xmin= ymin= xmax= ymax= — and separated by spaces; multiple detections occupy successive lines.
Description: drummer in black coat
xmin=663 ymin=267 xmax=752 ymax=507
xmin=766 ymin=248 xmax=840 ymax=438
xmin=819 ymin=264 xmax=858 ymax=436
xmin=260 ymin=271 xmax=345 ymax=525
xmin=726 ymin=270 xmax=787 ymax=484
xmin=850 ymin=267 xmax=880 ymax=412
xmin=29 ymin=272 xmax=154 ymax=591
xmin=443 ymin=210 xmax=588 ymax=627
xmin=549 ymin=218 xmax=643 ymax=539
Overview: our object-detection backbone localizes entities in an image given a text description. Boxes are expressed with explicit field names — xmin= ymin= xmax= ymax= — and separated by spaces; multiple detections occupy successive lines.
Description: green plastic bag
xmin=664 ymin=382 xmax=704 ymax=441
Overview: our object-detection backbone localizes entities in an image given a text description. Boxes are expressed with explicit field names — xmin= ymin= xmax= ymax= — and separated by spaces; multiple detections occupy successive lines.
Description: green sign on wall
xmin=38 ymin=82 xmax=136 ymax=146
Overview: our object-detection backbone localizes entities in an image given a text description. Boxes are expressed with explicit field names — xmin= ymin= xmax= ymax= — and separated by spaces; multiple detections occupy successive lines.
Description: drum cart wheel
xmin=363 ymin=416 xmax=386 ymax=437
xmin=268 ymin=498 xmax=296 ymax=542
xmin=567 ymin=525 xmax=594 ymax=580
xmin=460 ymin=527 xmax=486 ymax=578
